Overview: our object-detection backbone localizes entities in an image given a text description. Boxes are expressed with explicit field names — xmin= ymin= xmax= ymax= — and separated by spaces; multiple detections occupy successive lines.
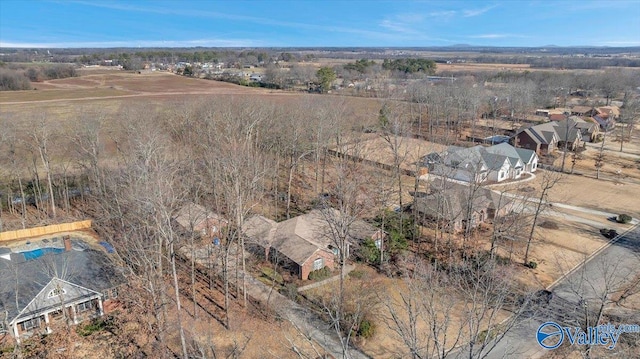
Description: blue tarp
xmin=99 ymin=241 xmax=116 ymax=253
xmin=21 ymin=247 xmax=65 ymax=261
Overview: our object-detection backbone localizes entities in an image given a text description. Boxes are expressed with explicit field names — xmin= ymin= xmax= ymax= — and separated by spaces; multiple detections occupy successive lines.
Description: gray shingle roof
xmin=0 ymin=243 xmax=125 ymax=323
xmin=485 ymin=143 xmax=524 ymax=168
xmin=243 ymin=209 xmax=379 ymax=266
xmin=412 ymin=182 xmax=511 ymax=222
xmin=515 ymin=147 xmax=536 ymax=164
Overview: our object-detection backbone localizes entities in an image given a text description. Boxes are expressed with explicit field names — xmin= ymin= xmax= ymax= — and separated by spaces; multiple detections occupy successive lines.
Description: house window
xmin=47 ymin=287 xmax=66 ymax=298
xmin=498 ymin=171 xmax=504 ymax=180
xmin=331 ymin=247 xmax=339 ymax=256
xmin=313 ymin=258 xmax=324 ymax=271
xmin=532 ymin=163 xmax=537 ymax=170
xmin=20 ymin=317 xmax=41 ymax=331
xmin=77 ymin=300 xmax=93 ymax=313
xmin=104 ymin=288 xmax=118 ymax=300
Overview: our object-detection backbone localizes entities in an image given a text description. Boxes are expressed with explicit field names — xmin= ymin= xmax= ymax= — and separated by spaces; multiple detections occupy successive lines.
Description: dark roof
xmin=0 ymin=242 xmax=126 ymax=323
xmin=412 ymin=182 xmax=511 ymax=222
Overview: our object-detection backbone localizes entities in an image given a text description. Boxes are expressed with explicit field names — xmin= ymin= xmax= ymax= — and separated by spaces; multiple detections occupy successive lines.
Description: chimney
xmin=63 ymin=235 xmax=72 ymax=252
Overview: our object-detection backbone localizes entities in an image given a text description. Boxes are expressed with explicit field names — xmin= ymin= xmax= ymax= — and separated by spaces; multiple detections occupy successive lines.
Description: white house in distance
xmin=423 ymin=143 xmax=538 ymax=184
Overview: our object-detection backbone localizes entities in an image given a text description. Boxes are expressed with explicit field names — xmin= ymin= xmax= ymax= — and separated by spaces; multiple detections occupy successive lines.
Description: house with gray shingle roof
xmin=515 ymin=117 xmax=597 ymax=155
xmin=0 ymin=235 xmax=125 ymax=343
xmin=243 ymin=209 xmax=383 ymax=280
xmin=410 ymin=182 xmax=514 ymax=232
xmin=423 ymin=143 xmax=537 ymax=184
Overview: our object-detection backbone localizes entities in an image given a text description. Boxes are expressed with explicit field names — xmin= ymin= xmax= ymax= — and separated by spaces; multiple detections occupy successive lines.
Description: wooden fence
xmin=0 ymin=220 xmax=92 ymax=242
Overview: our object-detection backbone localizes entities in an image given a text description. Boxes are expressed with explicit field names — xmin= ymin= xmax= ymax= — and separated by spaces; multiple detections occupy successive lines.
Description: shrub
xmin=600 ymin=228 xmax=618 ymax=239
xmin=359 ymin=238 xmax=380 ymax=264
xmin=539 ymin=220 xmax=559 ymax=229
xmin=358 ymin=319 xmax=376 ymax=339
xmin=527 ymin=261 xmax=538 ymax=269
xmin=76 ymin=318 xmax=107 ymax=337
xmin=308 ymin=266 xmax=331 ymax=281
xmin=617 ymin=214 xmax=632 ymax=224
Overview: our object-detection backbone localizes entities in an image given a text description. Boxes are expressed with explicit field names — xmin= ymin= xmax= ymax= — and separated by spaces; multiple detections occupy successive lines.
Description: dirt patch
xmin=334 ymin=134 xmax=446 ymax=172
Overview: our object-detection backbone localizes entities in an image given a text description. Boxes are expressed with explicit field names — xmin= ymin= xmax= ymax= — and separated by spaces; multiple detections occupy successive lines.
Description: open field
xmin=0 ymin=71 xmax=385 ymax=158
xmin=437 ymin=62 xmax=532 ymax=72
xmin=524 ymin=170 xmax=640 ymax=219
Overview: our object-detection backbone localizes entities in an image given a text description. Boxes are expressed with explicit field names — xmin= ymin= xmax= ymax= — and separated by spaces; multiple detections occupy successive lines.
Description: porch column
xmin=44 ymin=313 xmax=51 ymax=334
xmin=12 ymin=323 xmax=20 ymax=344
xmin=70 ymin=304 xmax=78 ymax=324
xmin=97 ymin=298 xmax=104 ymax=316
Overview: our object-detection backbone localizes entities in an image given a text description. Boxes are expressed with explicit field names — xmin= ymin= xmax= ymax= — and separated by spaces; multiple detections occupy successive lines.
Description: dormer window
xmin=47 ymin=287 xmax=66 ymax=298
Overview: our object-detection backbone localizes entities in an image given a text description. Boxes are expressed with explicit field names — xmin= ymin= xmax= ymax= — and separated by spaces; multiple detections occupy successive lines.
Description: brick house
xmin=243 ymin=209 xmax=382 ymax=280
xmin=514 ymin=117 xmax=596 ymax=155
xmin=410 ymin=182 xmax=514 ymax=232
xmin=514 ymin=126 xmax=559 ymax=154
xmin=173 ymin=202 xmax=228 ymax=239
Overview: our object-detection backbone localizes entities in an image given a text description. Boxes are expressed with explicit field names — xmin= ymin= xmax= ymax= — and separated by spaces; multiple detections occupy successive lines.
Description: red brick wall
xmin=300 ymin=250 xmax=335 ymax=280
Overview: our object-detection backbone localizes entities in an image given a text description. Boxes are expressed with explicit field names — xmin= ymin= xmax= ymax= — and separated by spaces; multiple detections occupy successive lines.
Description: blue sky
xmin=1 ymin=1 xmax=639 ymax=48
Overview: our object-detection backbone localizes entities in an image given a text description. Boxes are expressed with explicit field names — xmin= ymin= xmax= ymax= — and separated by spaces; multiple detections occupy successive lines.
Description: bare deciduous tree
xmin=524 ymin=170 xmax=562 ymax=265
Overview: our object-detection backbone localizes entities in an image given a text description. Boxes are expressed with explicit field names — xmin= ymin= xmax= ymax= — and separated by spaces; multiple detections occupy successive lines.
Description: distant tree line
xmin=0 ymin=63 xmax=77 ymax=91
xmin=382 ymin=58 xmax=437 ymax=74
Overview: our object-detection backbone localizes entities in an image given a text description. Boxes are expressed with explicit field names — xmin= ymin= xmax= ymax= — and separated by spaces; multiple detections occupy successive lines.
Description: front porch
xmin=11 ymin=296 xmax=104 ymax=343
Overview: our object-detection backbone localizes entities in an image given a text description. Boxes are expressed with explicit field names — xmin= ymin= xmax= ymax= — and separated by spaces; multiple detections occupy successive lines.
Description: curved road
xmin=478 ymin=223 xmax=640 ymax=359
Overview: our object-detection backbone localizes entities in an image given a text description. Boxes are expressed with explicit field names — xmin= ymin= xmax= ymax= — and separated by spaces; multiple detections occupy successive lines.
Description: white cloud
xmin=427 ymin=10 xmax=457 ymax=18
xmin=379 ymin=20 xmax=419 ymax=35
xmin=462 ymin=5 xmax=498 ymax=17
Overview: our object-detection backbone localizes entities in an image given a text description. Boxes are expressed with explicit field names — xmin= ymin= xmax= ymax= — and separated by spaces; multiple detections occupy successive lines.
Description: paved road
xmin=478 ymin=224 xmax=640 ymax=359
